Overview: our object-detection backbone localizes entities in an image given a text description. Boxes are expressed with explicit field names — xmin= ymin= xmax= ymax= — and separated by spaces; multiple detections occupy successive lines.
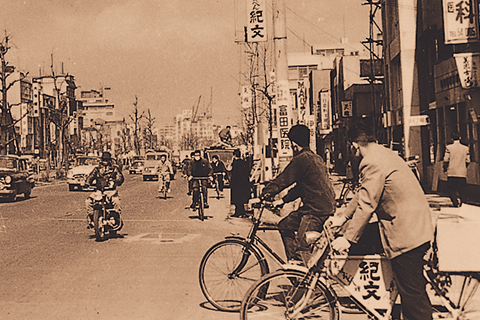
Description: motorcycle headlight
xmin=5 ymin=176 xmax=11 ymax=184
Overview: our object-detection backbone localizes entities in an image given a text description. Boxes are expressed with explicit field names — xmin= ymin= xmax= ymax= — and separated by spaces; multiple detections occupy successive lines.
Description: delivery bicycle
xmin=240 ymin=224 xmax=480 ymax=319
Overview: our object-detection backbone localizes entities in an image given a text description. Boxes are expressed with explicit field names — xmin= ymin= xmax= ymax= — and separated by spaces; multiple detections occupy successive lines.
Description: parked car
xmin=0 ymin=155 xmax=35 ymax=201
xmin=129 ymin=160 xmax=144 ymax=174
xmin=66 ymin=156 xmax=100 ymax=191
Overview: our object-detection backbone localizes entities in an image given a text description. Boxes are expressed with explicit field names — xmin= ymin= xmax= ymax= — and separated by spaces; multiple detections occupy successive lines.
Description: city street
xmin=1 ymin=172 xmax=479 ymax=320
xmin=0 ymin=173 xmax=270 ymax=320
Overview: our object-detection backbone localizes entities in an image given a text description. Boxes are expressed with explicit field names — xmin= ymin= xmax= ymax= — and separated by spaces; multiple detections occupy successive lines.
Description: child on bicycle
xmin=187 ymin=150 xmax=213 ymax=209
xmin=157 ymin=154 xmax=174 ymax=194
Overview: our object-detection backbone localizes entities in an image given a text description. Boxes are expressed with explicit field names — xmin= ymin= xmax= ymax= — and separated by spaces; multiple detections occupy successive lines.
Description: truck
xmin=203 ymin=145 xmax=236 ymax=187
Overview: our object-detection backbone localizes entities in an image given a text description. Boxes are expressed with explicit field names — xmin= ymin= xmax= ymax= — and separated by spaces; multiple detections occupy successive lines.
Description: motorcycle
xmin=91 ymin=177 xmax=124 ymax=241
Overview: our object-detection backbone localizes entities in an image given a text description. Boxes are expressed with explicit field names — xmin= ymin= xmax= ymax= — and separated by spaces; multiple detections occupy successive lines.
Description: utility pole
xmin=273 ymin=0 xmax=292 ymax=170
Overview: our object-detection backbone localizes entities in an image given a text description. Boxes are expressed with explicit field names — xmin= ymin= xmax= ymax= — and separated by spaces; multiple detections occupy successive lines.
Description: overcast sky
xmin=0 ymin=0 xmax=370 ymax=127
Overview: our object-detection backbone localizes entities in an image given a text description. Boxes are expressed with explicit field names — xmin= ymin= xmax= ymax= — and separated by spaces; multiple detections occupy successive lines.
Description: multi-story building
xmin=32 ymin=74 xmax=77 ymax=165
xmin=9 ymin=71 xmax=33 ymax=154
xmin=381 ymin=0 xmax=480 ymax=196
xmin=175 ymin=108 xmax=216 ymax=150
xmin=77 ymin=87 xmax=115 ymax=128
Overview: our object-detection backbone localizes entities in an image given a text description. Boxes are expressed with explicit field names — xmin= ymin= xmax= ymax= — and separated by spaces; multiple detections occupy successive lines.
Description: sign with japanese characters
xmin=241 ymin=85 xmax=251 ymax=109
xmin=276 ymin=80 xmax=291 ymax=154
xmin=246 ymin=0 xmax=267 ymax=42
xmin=334 ymin=256 xmax=398 ymax=317
xmin=454 ymin=52 xmax=480 ymax=88
xmin=443 ymin=0 xmax=479 ymax=44
xmin=407 ymin=115 xmax=430 ymax=126
xmin=341 ymin=100 xmax=353 ymax=117
xmin=319 ymin=90 xmax=332 ymax=133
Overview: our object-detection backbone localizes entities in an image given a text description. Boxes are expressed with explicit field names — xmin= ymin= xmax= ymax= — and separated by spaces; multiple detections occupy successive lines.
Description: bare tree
xmin=129 ymin=96 xmax=144 ymax=156
xmin=181 ymin=132 xmax=199 ymax=151
xmin=144 ymin=109 xmax=156 ymax=150
xmin=119 ymin=118 xmax=131 ymax=156
xmin=0 ymin=33 xmax=26 ymax=155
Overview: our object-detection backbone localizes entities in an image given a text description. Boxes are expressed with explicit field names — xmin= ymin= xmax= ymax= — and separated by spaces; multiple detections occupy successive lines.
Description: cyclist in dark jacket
xmin=187 ymin=150 xmax=213 ymax=209
xmin=260 ymin=124 xmax=335 ymax=263
xmin=210 ymin=155 xmax=226 ymax=194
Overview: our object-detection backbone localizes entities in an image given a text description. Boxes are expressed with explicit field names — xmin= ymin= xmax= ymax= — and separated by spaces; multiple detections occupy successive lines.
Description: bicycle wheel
xmin=199 ymin=239 xmax=269 ymax=312
xmin=430 ymin=272 xmax=480 ymax=319
xmin=240 ymin=269 xmax=339 ymax=320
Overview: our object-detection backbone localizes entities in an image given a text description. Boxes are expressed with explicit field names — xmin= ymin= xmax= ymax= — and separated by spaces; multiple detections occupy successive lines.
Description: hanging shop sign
xmin=241 ymin=85 xmax=251 ymax=109
xmin=246 ymin=0 xmax=267 ymax=42
xmin=407 ymin=115 xmax=430 ymax=126
xmin=297 ymin=80 xmax=308 ymax=123
xmin=341 ymin=101 xmax=353 ymax=117
xmin=319 ymin=90 xmax=332 ymax=134
xmin=454 ymin=52 xmax=480 ymax=88
xmin=443 ymin=0 xmax=479 ymax=44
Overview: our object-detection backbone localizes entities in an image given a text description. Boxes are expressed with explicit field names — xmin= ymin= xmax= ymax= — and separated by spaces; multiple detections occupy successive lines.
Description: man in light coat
xmin=443 ymin=132 xmax=470 ymax=207
xmin=329 ymin=121 xmax=434 ymax=320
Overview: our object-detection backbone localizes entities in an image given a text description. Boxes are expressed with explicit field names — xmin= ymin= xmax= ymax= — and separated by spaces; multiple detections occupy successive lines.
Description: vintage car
xmin=0 ymin=155 xmax=35 ymax=201
xmin=129 ymin=160 xmax=144 ymax=174
xmin=66 ymin=156 xmax=100 ymax=191
xmin=142 ymin=151 xmax=170 ymax=181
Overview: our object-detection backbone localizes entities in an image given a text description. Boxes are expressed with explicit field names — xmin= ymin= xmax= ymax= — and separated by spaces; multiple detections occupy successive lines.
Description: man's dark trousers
xmin=390 ymin=242 xmax=432 ymax=320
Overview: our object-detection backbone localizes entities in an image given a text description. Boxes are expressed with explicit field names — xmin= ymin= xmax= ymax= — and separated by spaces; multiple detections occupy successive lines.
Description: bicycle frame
xmin=227 ymin=202 xmax=286 ymax=276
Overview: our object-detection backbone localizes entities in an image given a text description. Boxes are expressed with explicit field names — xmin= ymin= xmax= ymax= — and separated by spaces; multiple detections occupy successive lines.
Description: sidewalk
xmin=329 ymin=173 xmax=480 ymax=222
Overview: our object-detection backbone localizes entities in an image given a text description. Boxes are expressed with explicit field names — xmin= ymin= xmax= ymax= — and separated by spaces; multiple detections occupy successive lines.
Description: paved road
xmin=0 ymin=173 xmax=265 ymax=320
xmin=1 ymin=173 xmax=478 ymax=320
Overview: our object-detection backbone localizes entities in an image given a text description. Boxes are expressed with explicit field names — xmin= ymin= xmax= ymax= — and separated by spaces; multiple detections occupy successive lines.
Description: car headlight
xmin=67 ymin=170 xmax=73 ymax=179
xmin=5 ymin=176 xmax=11 ymax=184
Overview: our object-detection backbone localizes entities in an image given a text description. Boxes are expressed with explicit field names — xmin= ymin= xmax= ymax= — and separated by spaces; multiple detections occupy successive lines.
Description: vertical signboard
xmin=297 ymin=80 xmax=307 ymax=123
xmin=276 ymin=80 xmax=291 ymax=156
xmin=341 ymin=100 xmax=353 ymax=117
xmin=319 ymin=90 xmax=332 ymax=134
xmin=241 ymin=85 xmax=251 ymax=109
xmin=246 ymin=0 xmax=267 ymax=42
xmin=454 ymin=52 xmax=480 ymax=88
xmin=443 ymin=0 xmax=479 ymax=44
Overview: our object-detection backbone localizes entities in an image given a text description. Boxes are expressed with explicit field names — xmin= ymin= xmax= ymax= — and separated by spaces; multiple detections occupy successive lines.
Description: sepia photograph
xmin=0 ymin=0 xmax=479 ymax=319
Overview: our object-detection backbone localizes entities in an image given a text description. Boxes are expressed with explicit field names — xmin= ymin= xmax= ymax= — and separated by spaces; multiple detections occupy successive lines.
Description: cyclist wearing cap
xmin=85 ymin=151 xmax=124 ymax=228
xmin=260 ymin=124 xmax=335 ymax=264
xmin=187 ymin=150 xmax=213 ymax=209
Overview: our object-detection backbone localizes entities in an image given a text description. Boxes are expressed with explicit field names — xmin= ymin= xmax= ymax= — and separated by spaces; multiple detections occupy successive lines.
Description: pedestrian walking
xmin=443 ymin=131 xmax=470 ymax=207
xmin=229 ymin=149 xmax=251 ymax=218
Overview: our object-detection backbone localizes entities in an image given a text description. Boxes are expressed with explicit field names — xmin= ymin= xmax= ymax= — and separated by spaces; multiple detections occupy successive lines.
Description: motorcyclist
xmin=157 ymin=154 xmax=174 ymax=193
xmin=85 ymin=151 xmax=124 ymax=228
xmin=187 ymin=150 xmax=213 ymax=209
